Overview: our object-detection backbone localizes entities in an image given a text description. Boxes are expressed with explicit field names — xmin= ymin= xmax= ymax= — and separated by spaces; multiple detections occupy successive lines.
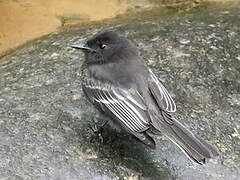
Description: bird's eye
xmin=99 ymin=44 xmax=107 ymax=49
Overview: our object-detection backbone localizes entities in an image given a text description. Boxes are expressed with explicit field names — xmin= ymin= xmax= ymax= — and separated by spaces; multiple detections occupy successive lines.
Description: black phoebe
xmin=71 ymin=30 xmax=218 ymax=164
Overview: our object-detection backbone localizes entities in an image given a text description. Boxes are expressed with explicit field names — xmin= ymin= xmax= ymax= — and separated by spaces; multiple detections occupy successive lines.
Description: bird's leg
xmin=89 ymin=119 xmax=108 ymax=143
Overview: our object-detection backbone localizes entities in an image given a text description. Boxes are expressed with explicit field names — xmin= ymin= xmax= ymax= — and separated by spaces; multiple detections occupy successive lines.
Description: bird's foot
xmin=89 ymin=120 xmax=108 ymax=143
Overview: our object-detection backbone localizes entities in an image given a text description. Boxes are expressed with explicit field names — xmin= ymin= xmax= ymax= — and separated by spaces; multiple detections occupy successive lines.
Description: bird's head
xmin=71 ymin=30 xmax=137 ymax=64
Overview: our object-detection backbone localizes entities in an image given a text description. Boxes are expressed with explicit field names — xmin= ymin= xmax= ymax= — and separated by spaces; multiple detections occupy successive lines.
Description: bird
xmin=71 ymin=30 xmax=219 ymax=164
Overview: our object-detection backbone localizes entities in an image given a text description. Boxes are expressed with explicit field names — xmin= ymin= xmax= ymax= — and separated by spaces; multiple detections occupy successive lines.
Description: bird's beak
xmin=71 ymin=43 xmax=96 ymax=52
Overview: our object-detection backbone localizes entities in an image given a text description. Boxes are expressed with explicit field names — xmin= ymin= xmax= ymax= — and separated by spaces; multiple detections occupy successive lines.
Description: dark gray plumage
xmin=71 ymin=30 xmax=219 ymax=164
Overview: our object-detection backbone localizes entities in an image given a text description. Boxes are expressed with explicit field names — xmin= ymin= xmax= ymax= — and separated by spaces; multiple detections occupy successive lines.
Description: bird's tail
xmin=150 ymin=114 xmax=219 ymax=164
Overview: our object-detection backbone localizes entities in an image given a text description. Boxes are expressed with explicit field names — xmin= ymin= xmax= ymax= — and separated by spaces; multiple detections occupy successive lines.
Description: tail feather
xmin=132 ymin=131 xmax=156 ymax=149
xmin=150 ymin=114 xmax=219 ymax=164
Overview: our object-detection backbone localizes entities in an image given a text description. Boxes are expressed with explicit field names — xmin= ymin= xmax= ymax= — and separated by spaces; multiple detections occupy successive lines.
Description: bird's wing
xmin=82 ymin=78 xmax=150 ymax=133
xmin=148 ymin=69 xmax=176 ymax=113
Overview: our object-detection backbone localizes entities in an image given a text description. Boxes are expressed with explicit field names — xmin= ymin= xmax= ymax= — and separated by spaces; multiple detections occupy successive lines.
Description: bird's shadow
xmin=57 ymin=109 xmax=175 ymax=180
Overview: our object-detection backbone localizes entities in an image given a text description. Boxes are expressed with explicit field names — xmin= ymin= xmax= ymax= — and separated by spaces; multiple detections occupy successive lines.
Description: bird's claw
xmin=89 ymin=120 xmax=108 ymax=143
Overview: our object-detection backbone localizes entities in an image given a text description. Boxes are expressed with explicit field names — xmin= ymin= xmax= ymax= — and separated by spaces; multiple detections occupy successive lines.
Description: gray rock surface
xmin=0 ymin=3 xmax=240 ymax=180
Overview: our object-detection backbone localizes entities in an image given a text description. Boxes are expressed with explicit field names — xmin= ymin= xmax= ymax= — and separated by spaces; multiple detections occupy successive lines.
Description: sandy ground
xmin=0 ymin=0 xmax=152 ymax=57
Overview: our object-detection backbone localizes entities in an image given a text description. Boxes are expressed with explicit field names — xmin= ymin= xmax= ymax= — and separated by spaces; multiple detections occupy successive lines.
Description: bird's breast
xmin=84 ymin=62 xmax=138 ymax=88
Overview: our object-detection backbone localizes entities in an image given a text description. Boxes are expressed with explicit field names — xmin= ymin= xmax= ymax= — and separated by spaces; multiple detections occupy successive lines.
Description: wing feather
xmin=148 ymin=69 xmax=176 ymax=112
xmin=83 ymin=79 xmax=149 ymax=132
